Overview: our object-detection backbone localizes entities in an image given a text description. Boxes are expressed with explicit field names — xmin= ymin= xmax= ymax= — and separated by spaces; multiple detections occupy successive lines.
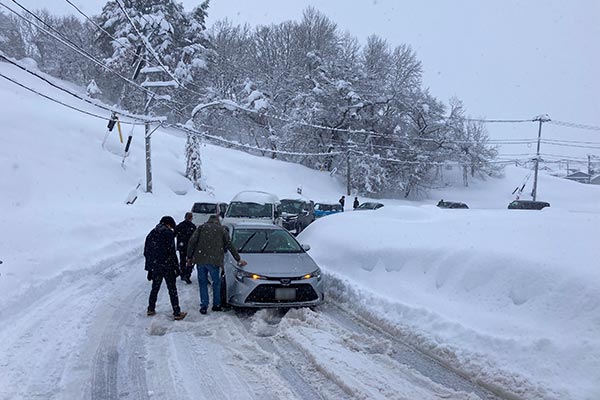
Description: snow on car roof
xmin=230 ymin=191 xmax=280 ymax=204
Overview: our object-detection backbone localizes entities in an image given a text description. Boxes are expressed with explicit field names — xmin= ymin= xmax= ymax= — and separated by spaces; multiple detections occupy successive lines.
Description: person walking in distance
xmin=175 ymin=212 xmax=196 ymax=284
xmin=187 ymin=215 xmax=247 ymax=314
xmin=339 ymin=195 xmax=345 ymax=210
xmin=144 ymin=216 xmax=187 ymax=320
xmin=353 ymin=197 xmax=359 ymax=209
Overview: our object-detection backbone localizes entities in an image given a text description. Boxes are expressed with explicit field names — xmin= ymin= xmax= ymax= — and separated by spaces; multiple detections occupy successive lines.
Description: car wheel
xmin=296 ymin=222 xmax=303 ymax=234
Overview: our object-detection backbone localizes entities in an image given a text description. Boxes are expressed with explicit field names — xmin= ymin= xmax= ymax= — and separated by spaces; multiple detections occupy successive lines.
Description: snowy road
xmin=0 ymin=250 xmax=503 ymax=400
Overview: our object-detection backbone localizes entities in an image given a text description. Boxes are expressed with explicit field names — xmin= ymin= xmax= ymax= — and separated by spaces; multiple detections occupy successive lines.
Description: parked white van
xmin=190 ymin=202 xmax=227 ymax=226
xmin=222 ymin=191 xmax=282 ymax=226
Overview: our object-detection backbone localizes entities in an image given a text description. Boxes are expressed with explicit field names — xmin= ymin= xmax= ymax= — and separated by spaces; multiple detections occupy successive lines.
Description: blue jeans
xmin=197 ymin=264 xmax=221 ymax=309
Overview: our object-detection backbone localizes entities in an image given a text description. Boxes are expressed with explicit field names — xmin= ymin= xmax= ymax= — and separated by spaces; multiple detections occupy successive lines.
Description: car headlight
xmin=235 ymin=269 xmax=267 ymax=282
xmin=302 ymin=268 xmax=321 ymax=281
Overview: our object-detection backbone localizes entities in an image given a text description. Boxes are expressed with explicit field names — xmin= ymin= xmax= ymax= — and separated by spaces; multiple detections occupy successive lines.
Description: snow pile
xmin=299 ymin=202 xmax=600 ymax=399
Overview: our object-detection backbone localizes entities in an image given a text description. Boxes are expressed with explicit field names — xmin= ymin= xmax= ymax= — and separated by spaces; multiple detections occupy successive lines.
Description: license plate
xmin=275 ymin=288 xmax=296 ymax=300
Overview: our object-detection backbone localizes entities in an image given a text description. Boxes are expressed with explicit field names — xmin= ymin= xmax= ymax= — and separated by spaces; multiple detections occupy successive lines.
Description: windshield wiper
xmin=238 ymin=232 xmax=257 ymax=253
xmin=260 ymin=239 xmax=270 ymax=253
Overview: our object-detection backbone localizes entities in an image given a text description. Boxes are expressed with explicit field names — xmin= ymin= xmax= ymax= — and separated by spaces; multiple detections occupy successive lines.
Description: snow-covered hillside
xmin=1 ymin=60 xmax=599 ymax=400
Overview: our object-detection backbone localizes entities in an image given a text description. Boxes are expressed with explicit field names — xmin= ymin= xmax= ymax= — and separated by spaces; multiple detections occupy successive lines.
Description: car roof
xmin=230 ymin=191 xmax=279 ymax=204
xmin=281 ymin=198 xmax=310 ymax=202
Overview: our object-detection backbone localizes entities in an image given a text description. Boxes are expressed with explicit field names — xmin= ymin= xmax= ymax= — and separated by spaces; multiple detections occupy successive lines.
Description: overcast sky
xmin=17 ymin=0 xmax=600 ymax=160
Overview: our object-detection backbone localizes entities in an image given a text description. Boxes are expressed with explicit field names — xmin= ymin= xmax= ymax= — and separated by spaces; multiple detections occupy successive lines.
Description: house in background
xmin=590 ymin=175 xmax=600 ymax=185
xmin=565 ymin=171 xmax=591 ymax=183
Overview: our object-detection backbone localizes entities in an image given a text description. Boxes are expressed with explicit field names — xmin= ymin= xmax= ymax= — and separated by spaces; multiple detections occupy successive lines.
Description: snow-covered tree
xmin=0 ymin=11 xmax=26 ymax=59
xmin=185 ymin=133 xmax=203 ymax=190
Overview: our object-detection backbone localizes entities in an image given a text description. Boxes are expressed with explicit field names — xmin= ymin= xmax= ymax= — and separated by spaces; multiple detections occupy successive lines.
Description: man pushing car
xmin=186 ymin=215 xmax=247 ymax=314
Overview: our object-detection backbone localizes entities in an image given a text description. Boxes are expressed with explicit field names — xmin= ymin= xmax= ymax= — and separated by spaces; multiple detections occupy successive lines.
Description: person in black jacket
xmin=175 ymin=212 xmax=196 ymax=284
xmin=144 ymin=216 xmax=187 ymax=320
xmin=339 ymin=195 xmax=345 ymax=210
xmin=353 ymin=197 xmax=359 ymax=209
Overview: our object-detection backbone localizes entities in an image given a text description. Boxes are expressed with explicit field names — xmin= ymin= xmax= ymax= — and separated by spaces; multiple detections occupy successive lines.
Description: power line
xmin=63 ymin=0 xmax=161 ymax=73
xmin=11 ymin=0 xmax=600 ymax=165
xmin=549 ymin=120 xmax=600 ymax=131
xmin=167 ymin=123 xmax=343 ymax=157
xmin=0 ymin=53 xmax=161 ymax=123
xmin=0 ymin=0 xmax=188 ymax=113
xmin=0 ymin=71 xmax=120 ymax=122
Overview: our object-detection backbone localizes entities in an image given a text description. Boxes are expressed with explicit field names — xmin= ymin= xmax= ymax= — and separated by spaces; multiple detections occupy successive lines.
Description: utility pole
xmin=588 ymin=155 xmax=592 ymax=183
xmin=531 ymin=114 xmax=551 ymax=201
xmin=346 ymin=149 xmax=351 ymax=196
xmin=145 ymin=122 xmax=152 ymax=193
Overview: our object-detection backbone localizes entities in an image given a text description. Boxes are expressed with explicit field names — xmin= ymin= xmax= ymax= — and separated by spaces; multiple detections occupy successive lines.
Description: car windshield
xmin=226 ymin=202 xmax=273 ymax=218
xmin=192 ymin=203 xmax=217 ymax=213
xmin=281 ymin=200 xmax=303 ymax=214
xmin=315 ymin=204 xmax=339 ymax=211
xmin=232 ymin=229 xmax=303 ymax=253
xmin=357 ymin=203 xmax=375 ymax=209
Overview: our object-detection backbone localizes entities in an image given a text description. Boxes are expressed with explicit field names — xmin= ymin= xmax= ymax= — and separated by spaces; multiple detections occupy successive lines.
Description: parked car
xmin=222 ymin=191 xmax=282 ymax=226
xmin=355 ymin=202 xmax=384 ymax=210
xmin=280 ymin=198 xmax=315 ymax=234
xmin=437 ymin=200 xmax=469 ymax=209
xmin=191 ymin=202 xmax=227 ymax=225
xmin=314 ymin=203 xmax=343 ymax=218
xmin=222 ymin=223 xmax=324 ymax=308
xmin=508 ymin=200 xmax=550 ymax=210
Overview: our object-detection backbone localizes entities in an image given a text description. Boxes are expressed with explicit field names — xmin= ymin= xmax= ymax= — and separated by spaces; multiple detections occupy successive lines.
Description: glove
xmin=174 ymin=268 xmax=181 ymax=278
xmin=147 ymin=271 xmax=153 ymax=281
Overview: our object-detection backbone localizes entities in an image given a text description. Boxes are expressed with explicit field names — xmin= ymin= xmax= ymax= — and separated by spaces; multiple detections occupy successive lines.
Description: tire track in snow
xmin=319 ymin=302 xmax=503 ymax=400
xmin=0 ymin=247 xmax=146 ymax=400
xmin=90 ymin=274 xmax=150 ymax=400
xmin=235 ymin=308 xmax=350 ymax=399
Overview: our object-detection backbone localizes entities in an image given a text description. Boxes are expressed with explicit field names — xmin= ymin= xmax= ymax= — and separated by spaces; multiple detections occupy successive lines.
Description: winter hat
xmin=160 ymin=216 xmax=176 ymax=227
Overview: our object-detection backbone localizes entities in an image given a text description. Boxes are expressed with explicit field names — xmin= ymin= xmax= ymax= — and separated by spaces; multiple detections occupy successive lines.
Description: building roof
xmin=565 ymin=171 xmax=590 ymax=178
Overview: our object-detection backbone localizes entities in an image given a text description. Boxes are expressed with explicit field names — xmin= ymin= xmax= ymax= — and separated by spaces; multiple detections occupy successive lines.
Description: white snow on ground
xmin=1 ymin=60 xmax=600 ymax=399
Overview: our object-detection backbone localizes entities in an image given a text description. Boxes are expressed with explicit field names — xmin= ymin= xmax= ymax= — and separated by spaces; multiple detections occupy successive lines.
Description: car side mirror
xmin=301 ymin=244 xmax=311 ymax=251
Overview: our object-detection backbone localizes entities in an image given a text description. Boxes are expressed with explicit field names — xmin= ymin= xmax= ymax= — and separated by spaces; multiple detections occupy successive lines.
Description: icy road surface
xmin=0 ymin=249 xmax=501 ymax=400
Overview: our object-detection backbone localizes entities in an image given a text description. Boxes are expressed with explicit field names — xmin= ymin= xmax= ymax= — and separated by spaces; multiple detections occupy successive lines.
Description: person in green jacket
xmin=186 ymin=215 xmax=247 ymax=314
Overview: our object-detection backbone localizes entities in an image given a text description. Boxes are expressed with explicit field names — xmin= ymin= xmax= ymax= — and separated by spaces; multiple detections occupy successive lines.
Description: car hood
xmin=228 ymin=253 xmax=319 ymax=277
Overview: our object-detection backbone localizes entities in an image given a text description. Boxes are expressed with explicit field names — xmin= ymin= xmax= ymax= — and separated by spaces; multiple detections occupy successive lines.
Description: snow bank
xmin=299 ymin=205 xmax=600 ymax=399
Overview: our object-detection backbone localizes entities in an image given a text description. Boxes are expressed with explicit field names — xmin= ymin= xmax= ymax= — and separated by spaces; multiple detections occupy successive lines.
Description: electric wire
xmin=549 ymin=120 xmax=600 ymax=132
xmin=0 ymin=53 xmax=161 ymax=123
xmin=63 ymin=0 xmax=163 ymax=73
xmin=0 ymin=0 xmax=188 ymax=114
xmin=0 ymin=71 xmax=122 ymax=122
xmin=10 ymin=0 xmax=600 ymax=162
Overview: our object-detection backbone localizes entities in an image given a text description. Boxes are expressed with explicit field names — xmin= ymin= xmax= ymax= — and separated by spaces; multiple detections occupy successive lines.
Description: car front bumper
xmin=227 ymin=276 xmax=324 ymax=308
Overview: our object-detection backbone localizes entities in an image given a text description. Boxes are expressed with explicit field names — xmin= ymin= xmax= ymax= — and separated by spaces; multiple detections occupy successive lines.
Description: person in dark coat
xmin=144 ymin=216 xmax=187 ymax=320
xmin=187 ymin=215 xmax=247 ymax=314
xmin=175 ymin=212 xmax=196 ymax=284
xmin=339 ymin=195 xmax=345 ymax=210
xmin=353 ymin=197 xmax=359 ymax=209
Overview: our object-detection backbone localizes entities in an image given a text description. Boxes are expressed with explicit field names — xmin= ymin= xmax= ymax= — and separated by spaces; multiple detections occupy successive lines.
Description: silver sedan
xmin=223 ymin=223 xmax=324 ymax=308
